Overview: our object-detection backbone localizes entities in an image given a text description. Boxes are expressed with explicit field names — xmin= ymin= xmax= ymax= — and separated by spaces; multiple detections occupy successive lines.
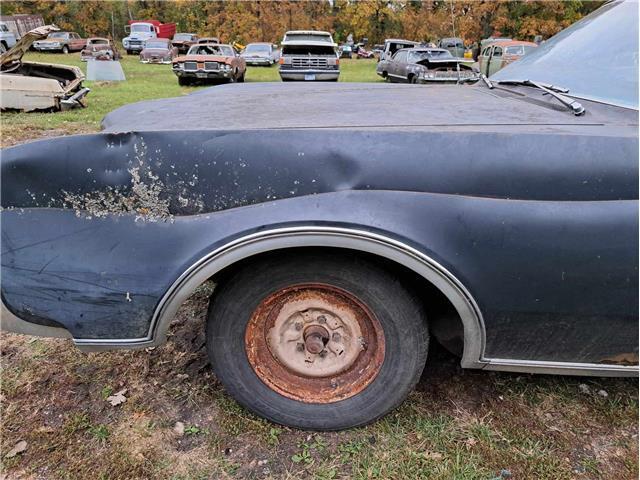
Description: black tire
xmin=409 ymin=74 xmax=419 ymax=84
xmin=178 ymin=77 xmax=191 ymax=86
xmin=62 ymin=45 xmax=69 ymax=54
xmin=206 ymin=251 xmax=429 ymax=430
xmin=237 ymin=71 xmax=245 ymax=83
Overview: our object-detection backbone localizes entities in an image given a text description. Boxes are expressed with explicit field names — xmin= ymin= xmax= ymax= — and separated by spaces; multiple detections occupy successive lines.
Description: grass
xmin=1 ymin=52 xmax=638 ymax=480
xmin=0 ymin=52 xmax=381 ymax=147
xmin=0 ymin=286 xmax=637 ymax=480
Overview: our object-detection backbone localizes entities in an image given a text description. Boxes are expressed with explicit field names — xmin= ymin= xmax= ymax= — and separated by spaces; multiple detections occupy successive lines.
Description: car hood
xmin=173 ymin=54 xmax=231 ymax=63
xmin=1 ymin=25 xmax=59 ymax=68
xmin=102 ymin=82 xmax=633 ymax=132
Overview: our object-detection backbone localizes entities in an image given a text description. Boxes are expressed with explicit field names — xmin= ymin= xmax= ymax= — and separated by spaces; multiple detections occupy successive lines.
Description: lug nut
xmin=317 ymin=315 xmax=327 ymax=324
xmin=294 ymin=322 xmax=303 ymax=331
xmin=332 ymin=332 xmax=341 ymax=342
xmin=296 ymin=342 xmax=305 ymax=352
xmin=319 ymin=350 xmax=327 ymax=358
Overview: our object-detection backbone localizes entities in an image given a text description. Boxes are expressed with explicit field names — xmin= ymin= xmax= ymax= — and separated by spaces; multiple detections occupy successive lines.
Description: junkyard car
xmin=33 ymin=31 xmax=85 ymax=53
xmin=0 ymin=25 xmax=89 ymax=111
xmin=1 ymin=1 xmax=637 ymax=431
xmin=172 ymin=43 xmax=245 ymax=85
xmin=478 ymin=40 xmax=538 ymax=77
xmin=437 ymin=37 xmax=465 ymax=57
xmin=378 ymin=38 xmax=418 ymax=62
xmin=140 ymin=38 xmax=178 ymax=64
xmin=279 ymin=30 xmax=339 ymax=81
xmin=80 ymin=37 xmax=121 ymax=61
xmin=377 ymin=47 xmax=477 ymax=84
xmin=171 ymin=33 xmax=198 ymax=54
xmin=240 ymin=42 xmax=279 ymax=66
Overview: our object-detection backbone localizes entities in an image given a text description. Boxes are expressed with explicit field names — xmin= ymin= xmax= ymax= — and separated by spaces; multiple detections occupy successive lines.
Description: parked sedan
xmin=478 ymin=40 xmax=538 ymax=77
xmin=240 ymin=42 xmax=279 ymax=66
xmin=1 ymin=0 xmax=637 ymax=431
xmin=377 ymin=47 xmax=477 ymax=84
xmin=140 ymin=38 xmax=178 ymax=64
xmin=33 ymin=31 xmax=85 ymax=53
xmin=172 ymin=43 xmax=246 ymax=85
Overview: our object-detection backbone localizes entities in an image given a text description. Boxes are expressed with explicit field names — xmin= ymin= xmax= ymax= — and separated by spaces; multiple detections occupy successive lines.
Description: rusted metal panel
xmin=245 ymin=283 xmax=385 ymax=403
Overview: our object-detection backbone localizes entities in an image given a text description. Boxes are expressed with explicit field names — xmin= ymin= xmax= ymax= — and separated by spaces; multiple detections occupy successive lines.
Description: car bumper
xmin=141 ymin=58 xmax=172 ymax=64
xmin=279 ymin=69 xmax=340 ymax=81
xmin=1 ymin=299 xmax=71 ymax=339
xmin=34 ymin=45 xmax=63 ymax=51
xmin=174 ymin=70 xmax=234 ymax=80
xmin=244 ymin=58 xmax=272 ymax=65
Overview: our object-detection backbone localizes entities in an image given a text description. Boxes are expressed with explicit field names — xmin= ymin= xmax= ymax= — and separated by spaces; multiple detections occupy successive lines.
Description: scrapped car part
xmin=86 ymin=59 xmax=126 ymax=81
xmin=0 ymin=25 xmax=90 ymax=111
xmin=0 ymin=0 xmax=637 ymax=431
xmin=207 ymin=252 xmax=427 ymax=429
xmin=172 ymin=43 xmax=245 ymax=85
xmin=279 ymin=30 xmax=339 ymax=82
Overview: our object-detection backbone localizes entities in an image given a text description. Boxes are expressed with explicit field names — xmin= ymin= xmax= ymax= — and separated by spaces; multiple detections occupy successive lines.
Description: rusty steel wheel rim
xmin=245 ymin=283 xmax=386 ymax=403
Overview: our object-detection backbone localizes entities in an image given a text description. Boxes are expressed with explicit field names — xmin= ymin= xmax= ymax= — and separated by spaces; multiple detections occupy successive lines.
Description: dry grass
xmin=1 ymin=286 xmax=637 ymax=480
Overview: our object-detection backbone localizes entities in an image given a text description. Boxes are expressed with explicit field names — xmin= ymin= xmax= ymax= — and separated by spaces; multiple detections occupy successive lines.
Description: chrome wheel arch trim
xmin=72 ymin=226 xmax=639 ymax=377
xmin=75 ymin=226 xmax=487 ymax=368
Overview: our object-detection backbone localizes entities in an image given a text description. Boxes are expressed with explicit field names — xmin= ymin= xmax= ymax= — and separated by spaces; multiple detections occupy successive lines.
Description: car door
xmin=488 ymin=46 xmax=504 ymax=76
xmin=71 ymin=33 xmax=84 ymax=51
xmin=388 ymin=50 xmax=406 ymax=81
xmin=478 ymin=46 xmax=491 ymax=75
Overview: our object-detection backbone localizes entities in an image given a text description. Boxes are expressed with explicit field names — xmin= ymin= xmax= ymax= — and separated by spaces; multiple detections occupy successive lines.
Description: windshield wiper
xmin=480 ymin=73 xmax=494 ymax=89
xmin=496 ymin=79 xmax=585 ymax=116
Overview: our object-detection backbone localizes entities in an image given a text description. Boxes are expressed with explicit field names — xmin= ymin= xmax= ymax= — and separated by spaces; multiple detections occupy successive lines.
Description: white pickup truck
xmin=278 ymin=30 xmax=339 ymax=82
xmin=0 ymin=21 xmax=17 ymax=53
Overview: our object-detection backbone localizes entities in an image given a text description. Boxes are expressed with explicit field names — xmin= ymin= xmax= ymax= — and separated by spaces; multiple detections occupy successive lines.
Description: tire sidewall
xmin=207 ymin=254 xmax=428 ymax=430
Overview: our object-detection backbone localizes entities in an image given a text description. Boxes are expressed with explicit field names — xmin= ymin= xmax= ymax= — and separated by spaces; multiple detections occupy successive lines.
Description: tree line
xmin=2 ymin=0 xmax=603 ymax=46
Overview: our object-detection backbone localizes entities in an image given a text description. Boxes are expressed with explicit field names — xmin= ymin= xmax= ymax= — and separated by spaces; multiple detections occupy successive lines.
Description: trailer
xmin=0 ymin=14 xmax=45 ymax=40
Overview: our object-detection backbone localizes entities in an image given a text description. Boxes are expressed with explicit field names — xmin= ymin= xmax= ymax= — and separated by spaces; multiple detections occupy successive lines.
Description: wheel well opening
xmin=209 ymin=246 xmax=465 ymax=358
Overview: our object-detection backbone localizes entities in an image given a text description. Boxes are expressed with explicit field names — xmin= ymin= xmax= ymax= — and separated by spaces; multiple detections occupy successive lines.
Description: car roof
xmin=285 ymin=30 xmax=331 ymax=35
xmin=488 ymin=40 xmax=538 ymax=48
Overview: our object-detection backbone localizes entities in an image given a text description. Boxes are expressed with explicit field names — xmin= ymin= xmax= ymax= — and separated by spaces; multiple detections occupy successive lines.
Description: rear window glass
xmin=505 ymin=45 xmax=536 ymax=56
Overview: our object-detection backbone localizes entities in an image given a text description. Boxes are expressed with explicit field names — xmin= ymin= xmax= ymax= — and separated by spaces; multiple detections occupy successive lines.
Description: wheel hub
xmin=245 ymin=284 xmax=385 ymax=403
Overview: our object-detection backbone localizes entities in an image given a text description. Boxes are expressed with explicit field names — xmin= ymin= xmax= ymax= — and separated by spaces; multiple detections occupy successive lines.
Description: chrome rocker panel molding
xmin=483 ymin=358 xmax=637 ymax=377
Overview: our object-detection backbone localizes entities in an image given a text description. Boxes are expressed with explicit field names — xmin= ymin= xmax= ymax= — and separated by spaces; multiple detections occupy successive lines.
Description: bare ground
xmin=1 ymin=285 xmax=637 ymax=480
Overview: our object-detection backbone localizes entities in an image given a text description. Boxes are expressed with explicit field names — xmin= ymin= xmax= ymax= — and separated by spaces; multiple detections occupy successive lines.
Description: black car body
xmin=377 ymin=47 xmax=477 ymax=84
xmin=1 ymin=1 xmax=637 ymax=430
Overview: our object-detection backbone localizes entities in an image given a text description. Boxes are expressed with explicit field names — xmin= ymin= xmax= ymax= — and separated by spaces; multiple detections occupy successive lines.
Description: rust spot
xmin=245 ymin=283 xmax=385 ymax=404
xmin=600 ymin=352 xmax=639 ymax=366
